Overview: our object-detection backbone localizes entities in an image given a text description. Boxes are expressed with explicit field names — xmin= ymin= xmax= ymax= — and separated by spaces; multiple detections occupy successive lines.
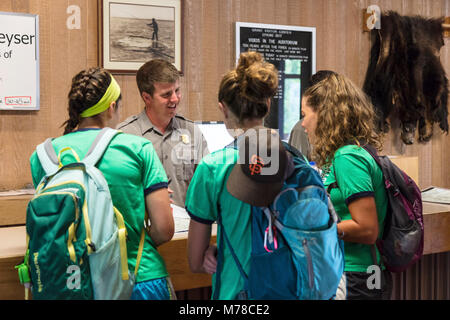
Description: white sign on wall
xmin=0 ymin=12 xmax=40 ymax=111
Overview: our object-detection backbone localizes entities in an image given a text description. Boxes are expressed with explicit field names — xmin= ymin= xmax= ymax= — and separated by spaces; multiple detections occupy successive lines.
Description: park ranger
xmin=118 ymin=59 xmax=209 ymax=208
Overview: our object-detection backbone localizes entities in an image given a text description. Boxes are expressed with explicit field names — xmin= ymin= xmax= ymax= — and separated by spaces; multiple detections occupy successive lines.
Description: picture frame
xmin=99 ymin=0 xmax=182 ymax=73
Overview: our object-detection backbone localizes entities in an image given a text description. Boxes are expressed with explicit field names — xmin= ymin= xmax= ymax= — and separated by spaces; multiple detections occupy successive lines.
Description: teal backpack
xmin=18 ymin=128 xmax=144 ymax=300
xmin=216 ymin=143 xmax=345 ymax=300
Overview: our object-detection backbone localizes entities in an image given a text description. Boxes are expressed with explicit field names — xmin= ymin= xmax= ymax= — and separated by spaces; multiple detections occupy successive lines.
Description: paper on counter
xmin=421 ymin=186 xmax=450 ymax=204
xmin=171 ymin=204 xmax=191 ymax=233
xmin=171 ymin=203 xmax=190 ymax=219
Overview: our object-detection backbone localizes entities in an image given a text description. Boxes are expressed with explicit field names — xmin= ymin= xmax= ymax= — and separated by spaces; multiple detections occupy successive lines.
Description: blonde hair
xmin=304 ymin=73 xmax=383 ymax=167
xmin=218 ymin=51 xmax=278 ymax=123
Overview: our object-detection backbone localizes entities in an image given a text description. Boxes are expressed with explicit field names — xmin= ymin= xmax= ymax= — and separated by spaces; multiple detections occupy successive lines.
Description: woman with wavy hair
xmin=301 ymin=72 xmax=392 ymax=300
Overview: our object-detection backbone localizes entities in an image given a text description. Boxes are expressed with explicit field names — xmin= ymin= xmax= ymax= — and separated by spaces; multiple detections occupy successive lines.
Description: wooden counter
xmin=0 ymin=194 xmax=30 ymax=226
xmin=422 ymin=202 xmax=450 ymax=255
xmin=0 ymin=195 xmax=449 ymax=300
xmin=0 ymin=225 xmax=217 ymax=300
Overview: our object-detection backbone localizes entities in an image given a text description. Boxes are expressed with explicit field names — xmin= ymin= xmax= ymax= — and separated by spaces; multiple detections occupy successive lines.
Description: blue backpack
xmin=216 ymin=143 xmax=345 ymax=300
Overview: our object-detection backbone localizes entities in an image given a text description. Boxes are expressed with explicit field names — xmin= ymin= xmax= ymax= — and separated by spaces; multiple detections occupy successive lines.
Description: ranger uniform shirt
xmin=118 ymin=110 xmax=209 ymax=207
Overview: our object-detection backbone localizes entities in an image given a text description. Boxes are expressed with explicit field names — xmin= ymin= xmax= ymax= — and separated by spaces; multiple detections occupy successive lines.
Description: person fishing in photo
xmin=148 ymin=18 xmax=159 ymax=48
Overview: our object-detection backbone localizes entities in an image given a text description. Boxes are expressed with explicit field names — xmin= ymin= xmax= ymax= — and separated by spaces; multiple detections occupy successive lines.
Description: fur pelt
xmin=363 ymin=11 xmax=448 ymax=144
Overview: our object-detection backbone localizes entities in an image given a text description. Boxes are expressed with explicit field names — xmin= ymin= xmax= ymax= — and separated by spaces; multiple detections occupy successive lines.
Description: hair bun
xmin=236 ymin=51 xmax=264 ymax=79
xmin=236 ymin=52 xmax=278 ymax=103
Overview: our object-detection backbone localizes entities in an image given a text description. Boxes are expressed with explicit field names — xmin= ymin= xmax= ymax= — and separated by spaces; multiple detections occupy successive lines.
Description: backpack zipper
xmin=39 ymin=180 xmax=86 ymax=194
xmin=302 ymin=239 xmax=315 ymax=289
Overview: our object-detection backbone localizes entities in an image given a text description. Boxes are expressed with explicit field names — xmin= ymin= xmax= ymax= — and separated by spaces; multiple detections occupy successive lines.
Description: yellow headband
xmin=80 ymin=75 xmax=121 ymax=118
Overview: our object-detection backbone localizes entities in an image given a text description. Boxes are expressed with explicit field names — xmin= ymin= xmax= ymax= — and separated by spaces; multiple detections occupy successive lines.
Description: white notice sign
xmin=0 ymin=12 xmax=39 ymax=110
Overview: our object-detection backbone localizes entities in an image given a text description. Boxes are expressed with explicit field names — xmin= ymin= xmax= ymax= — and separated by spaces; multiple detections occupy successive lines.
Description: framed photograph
xmin=99 ymin=0 xmax=182 ymax=73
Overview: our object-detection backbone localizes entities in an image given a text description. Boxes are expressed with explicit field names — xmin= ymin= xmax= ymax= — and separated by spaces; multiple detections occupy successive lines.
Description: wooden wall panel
xmin=0 ymin=0 xmax=449 ymax=192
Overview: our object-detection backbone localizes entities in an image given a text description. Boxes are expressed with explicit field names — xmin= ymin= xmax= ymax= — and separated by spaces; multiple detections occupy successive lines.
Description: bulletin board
xmin=0 ymin=12 xmax=40 ymax=111
xmin=236 ymin=22 xmax=316 ymax=140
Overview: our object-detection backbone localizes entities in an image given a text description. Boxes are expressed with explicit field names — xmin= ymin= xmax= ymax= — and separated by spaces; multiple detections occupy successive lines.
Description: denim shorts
xmin=131 ymin=277 xmax=176 ymax=300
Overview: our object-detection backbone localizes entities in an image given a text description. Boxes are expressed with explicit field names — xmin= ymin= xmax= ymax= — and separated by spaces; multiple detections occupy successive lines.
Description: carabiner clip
xmin=263 ymin=226 xmax=278 ymax=253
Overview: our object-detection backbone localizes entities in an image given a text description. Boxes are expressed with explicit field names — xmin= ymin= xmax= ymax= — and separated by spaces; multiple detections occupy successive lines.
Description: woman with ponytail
xmin=29 ymin=67 xmax=175 ymax=300
xmin=185 ymin=52 xmax=292 ymax=299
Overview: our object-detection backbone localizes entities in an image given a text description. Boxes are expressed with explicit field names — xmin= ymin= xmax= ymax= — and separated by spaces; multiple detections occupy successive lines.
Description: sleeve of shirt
xmin=185 ymin=160 xmax=217 ymax=225
xmin=140 ymin=141 xmax=169 ymax=196
xmin=333 ymin=153 xmax=375 ymax=206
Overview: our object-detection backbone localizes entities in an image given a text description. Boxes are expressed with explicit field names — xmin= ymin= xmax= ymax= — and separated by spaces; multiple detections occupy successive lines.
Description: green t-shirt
xmin=29 ymin=128 xmax=169 ymax=282
xmin=185 ymin=147 xmax=251 ymax=300
xmin=324 ymin=145 xmax=388 ymax=272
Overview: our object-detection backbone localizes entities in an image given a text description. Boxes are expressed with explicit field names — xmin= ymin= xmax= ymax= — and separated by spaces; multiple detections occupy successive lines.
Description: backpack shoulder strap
xmin=361 ymin=144 xmax=382 ymax=167
xmin=283 ymin=141 xmax=313 ymax=167
xmin=282 ymin=141 xmax=304 ymax=159
xmin=82 ymin=128 xmax=120 ymax=166
xmin=36 ymin=138 xmax=60 ymax=175
xmin=225 ymin=138 xmax=238 ymax=149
